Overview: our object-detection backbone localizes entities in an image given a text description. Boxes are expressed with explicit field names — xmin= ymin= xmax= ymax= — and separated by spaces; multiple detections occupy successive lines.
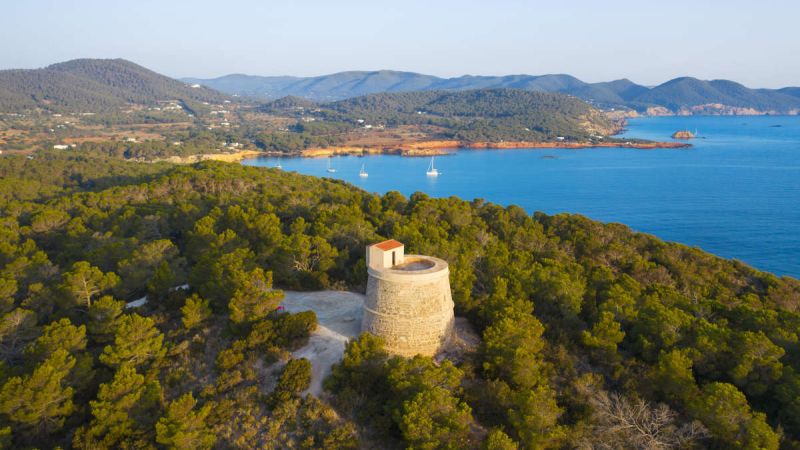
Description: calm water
xmin=243 ymin=116 xmax=800 ymax=278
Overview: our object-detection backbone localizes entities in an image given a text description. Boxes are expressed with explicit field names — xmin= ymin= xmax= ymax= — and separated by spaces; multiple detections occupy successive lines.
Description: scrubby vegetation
xmin=250 ymin=119 xmax=351 ymax=153
xmin=77 ymin=127 xmax=256 ymax=160
xmin=1 ymin=152 xmax=799 ymax=449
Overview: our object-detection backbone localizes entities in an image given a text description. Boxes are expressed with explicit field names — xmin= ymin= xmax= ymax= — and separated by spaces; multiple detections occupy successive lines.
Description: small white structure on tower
xmin=366 ymin=239 xmax=404 ymax=269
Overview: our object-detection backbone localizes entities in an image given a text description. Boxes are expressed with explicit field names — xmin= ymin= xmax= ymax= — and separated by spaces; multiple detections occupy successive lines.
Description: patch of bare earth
xmin=280 ymin=290 xmax=365 ymax=396
xmin=436 ymin=317 xmax=480 ymax=364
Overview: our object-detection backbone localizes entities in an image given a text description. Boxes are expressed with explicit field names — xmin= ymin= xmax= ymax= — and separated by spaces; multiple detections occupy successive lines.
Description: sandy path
xmin=280 ymin=290 xmax=365 ymax=396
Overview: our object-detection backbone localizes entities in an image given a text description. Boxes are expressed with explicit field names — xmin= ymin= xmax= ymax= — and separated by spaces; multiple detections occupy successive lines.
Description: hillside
xmin=188 ymin=70 xmax=800 ymax=114
xmin=0 ymin=60 xmax=627 ymax=158
xmin=261 ymin=95 xmax=319 ymax=111
xmin=249 ymin=89 xmax=620 ymax=154
xmin=185 ymin=71 xmax=616 ymax=103
xmin=632 ymin=77 xmax=800 ymax=113
xmin=184 ymin=70 xmax=443 ymax=101
xmin=0 ymin=58 xmax=229 ymax=113
xmin=4 ymin=58 xmax=796 ymax=115
xmin=322 ymin=88 xmax=617 ymax=140
xmin=1 ymin=152 xmax=799 ymax=449
xmin=779 ymin=87 xmax=800 ymax=98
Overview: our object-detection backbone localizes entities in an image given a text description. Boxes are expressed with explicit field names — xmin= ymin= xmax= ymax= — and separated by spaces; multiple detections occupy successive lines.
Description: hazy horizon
xmin=2 ymin=0 xmax=799 ymax=89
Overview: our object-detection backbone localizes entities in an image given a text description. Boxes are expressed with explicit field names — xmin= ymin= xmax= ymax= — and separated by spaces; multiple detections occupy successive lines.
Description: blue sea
xmin=243 ymin=116 xmax=800 ymax=278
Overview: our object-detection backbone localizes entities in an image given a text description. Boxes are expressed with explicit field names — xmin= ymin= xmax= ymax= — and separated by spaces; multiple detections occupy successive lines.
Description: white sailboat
xmin=426 ymin=157 xmax=440 ymax=177
xmin=326 ymin=157 xmax=337 ymax=173
xmin=359 ymin=163 xmax=368 ymax=178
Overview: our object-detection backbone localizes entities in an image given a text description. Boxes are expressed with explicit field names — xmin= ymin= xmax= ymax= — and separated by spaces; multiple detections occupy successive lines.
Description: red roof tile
xmin=374 ymin=239 xmax=404 ymax=251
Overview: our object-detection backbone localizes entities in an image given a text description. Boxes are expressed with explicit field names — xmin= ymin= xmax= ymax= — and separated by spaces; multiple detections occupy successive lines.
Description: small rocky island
xmin=671 ymin=130 xmax=696 ymax=139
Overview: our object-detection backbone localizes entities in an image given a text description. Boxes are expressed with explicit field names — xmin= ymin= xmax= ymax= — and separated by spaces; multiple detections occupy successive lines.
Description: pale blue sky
xmin=1 ymin=0 xmax=798 ymax=87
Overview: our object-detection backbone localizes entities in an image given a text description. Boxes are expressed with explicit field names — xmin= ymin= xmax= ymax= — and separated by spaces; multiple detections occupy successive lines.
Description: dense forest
xmin=0 ymin=151 xmax=799 ymax=449
xmin=322 ymin=89 xmax=617 ymax=141
xmin=0 ymin=59 xmax=228 ymax=113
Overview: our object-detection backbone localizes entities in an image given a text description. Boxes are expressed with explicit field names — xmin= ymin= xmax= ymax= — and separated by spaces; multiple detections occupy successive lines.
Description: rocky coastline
xmin=671 ymin=130 xmax=696 ymax=139
xmin=296 ymin=139 xmax=690 ymax=158
xmin=157 ymin=139 xmax=690 ymax=164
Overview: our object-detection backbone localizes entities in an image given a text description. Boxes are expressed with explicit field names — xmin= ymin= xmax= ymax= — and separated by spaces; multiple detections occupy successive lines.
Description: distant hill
xmin=779 ymin=87 xmax=800 ymax=98
xmin=4 ymin=58 xmax=796 ymax=115
xmin=262 ymin=95 xmax=319 ymax=111
xmin=631 ymin=77 xmax=800 ymax=113
xmin=184 ymin=71 xmax=603 ymax=103
xmin=320 ymin=88 xmax=617 ymax=140
xmin=0 ymin=59 xmax=229 ymax=113
xmin=184 ymin=70 xmax=443 ymax=101
xmin=186 ymin=71 xmax=800 ymax=114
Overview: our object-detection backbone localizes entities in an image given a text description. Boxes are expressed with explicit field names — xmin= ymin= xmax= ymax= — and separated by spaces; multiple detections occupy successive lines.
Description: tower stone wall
xmin=362 ymin=251 xmax=454 ymax=357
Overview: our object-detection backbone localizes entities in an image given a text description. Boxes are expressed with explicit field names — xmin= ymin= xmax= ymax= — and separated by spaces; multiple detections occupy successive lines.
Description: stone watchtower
xmin=362 ymin=240 xmax=455 ymax=357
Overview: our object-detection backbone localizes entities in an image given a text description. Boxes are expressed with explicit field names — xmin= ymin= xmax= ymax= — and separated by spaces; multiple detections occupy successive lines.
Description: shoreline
xmin=155 ymin=140 xmax=689 ymax=164
xmin=151 ymin=149 xmax=264 ymax=164
xmin=297 ymin=139 xmax=690 ymax=158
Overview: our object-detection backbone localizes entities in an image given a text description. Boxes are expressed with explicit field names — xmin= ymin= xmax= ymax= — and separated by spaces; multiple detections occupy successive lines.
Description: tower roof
xmin=373 ymin=239 xmax=404 ymax=251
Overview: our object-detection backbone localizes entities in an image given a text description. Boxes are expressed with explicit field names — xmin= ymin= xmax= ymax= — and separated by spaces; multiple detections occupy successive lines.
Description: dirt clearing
xmin=280 ymin=290 xmax=364 ymax=396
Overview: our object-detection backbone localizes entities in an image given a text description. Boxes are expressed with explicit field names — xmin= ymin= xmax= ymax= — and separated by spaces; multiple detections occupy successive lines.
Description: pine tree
xmin=25 ymin=317 xmax=86 ymax=361
xmin=0 ymin=308 xmax=38 ymax=363
xmin=484 ymin=429 xmax=518 ymax=450
xmin=73 ymin=364 xmax=161 ymax=449
xmin=156 ymin=393 xmax=215 ymax=449
xmin=181 ymin=294 xmax=211 ymax=330
xmin=0 ymin=349 xmax=75 ymax=434
xmin=61 ymin=261 xmax=119 ymax=308
xmin=228 ymin=268 xmax=283 ymax=325
xmin=99 ymin=313 xmax=165 ymax=369
xmin=398 ymin=386 xmax=473 ymax=450
xmin=481 ymin=307 xmax=546 ymax=389
xmin=87 ymin=295 xmax=125 ymax=343
xmin=689 ymin=382 xmax=779 ymax=450
xmin=580 ymin=311 xmax=625 ymax=361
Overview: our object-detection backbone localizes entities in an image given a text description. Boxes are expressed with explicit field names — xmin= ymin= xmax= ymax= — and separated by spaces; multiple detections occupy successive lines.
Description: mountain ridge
xmin=184 ymin=70 xmax=800 ymax=114
xmin=2 ymin=58 xmax=797 ymax=115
